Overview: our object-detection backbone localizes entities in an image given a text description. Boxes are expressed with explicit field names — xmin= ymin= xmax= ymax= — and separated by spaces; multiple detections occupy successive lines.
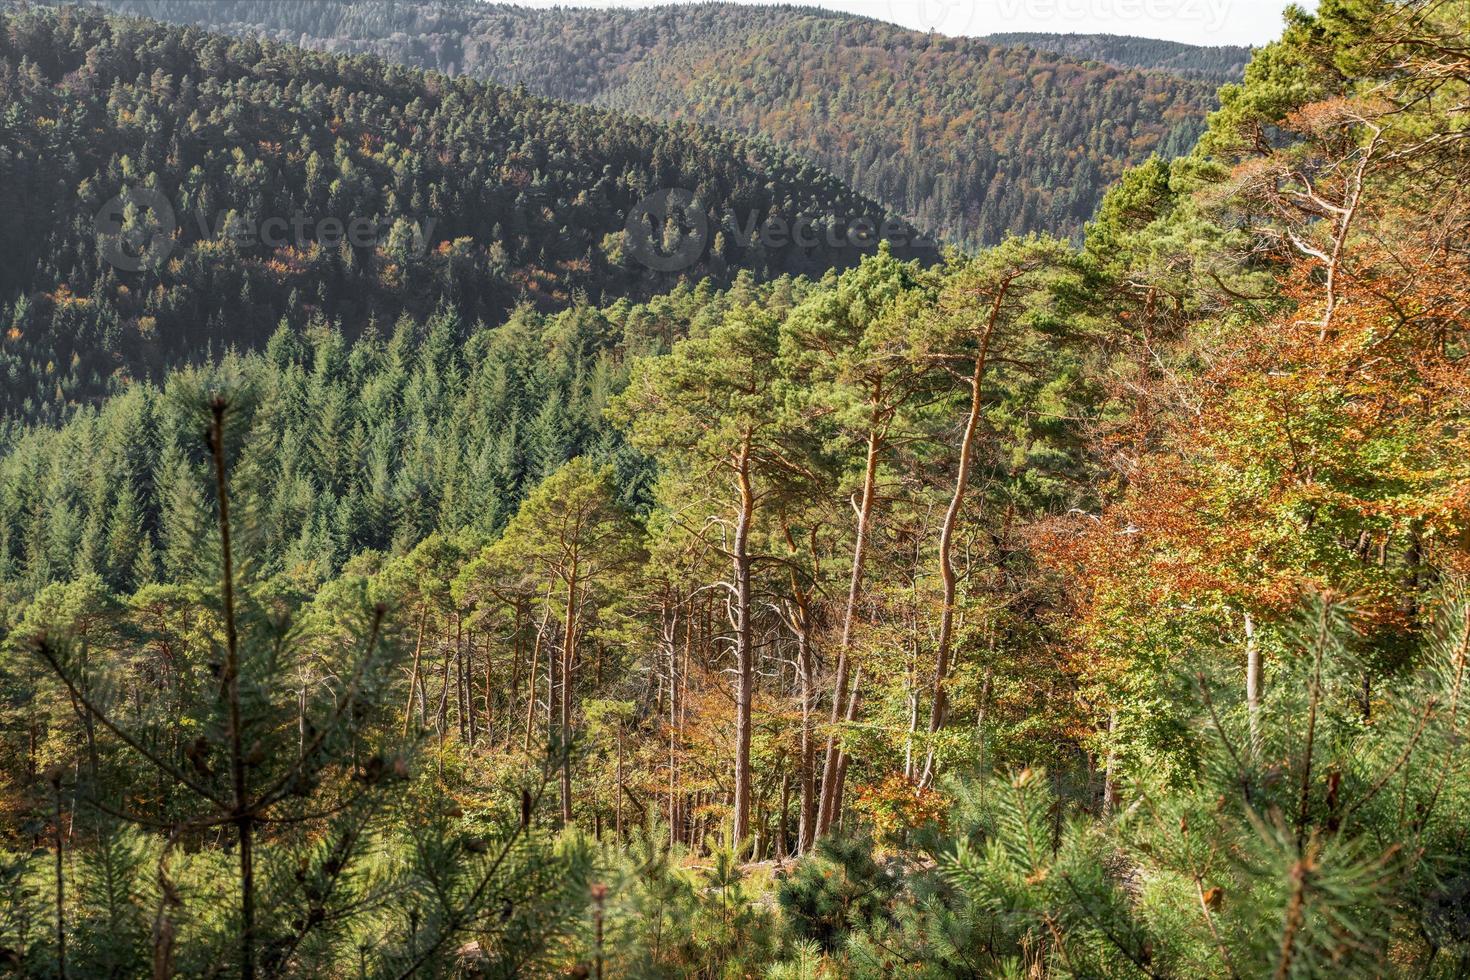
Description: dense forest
xmin=81 ymin=0 xmax=1232 ymax=246
xmin=0 ymin=276 xmax=784 ymax=595
xmin=0 ymin=5 xmax=912 ymax=423
xmin=981 ymin=32 xmax=1252 ymax=79
xmin=2 ymin=0 xmax=1469 ymax=976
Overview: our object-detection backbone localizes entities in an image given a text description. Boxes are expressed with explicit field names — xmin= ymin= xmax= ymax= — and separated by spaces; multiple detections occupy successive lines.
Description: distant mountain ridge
xmin=82 ymin=1 xmax=1240 ymax=245
xmin=980 ymin=32 xmax=1251 ymax=81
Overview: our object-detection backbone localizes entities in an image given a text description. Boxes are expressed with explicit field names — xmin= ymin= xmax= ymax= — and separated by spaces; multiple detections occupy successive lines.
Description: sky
xmin=509 ymin=0 xmax=1303 ymax=48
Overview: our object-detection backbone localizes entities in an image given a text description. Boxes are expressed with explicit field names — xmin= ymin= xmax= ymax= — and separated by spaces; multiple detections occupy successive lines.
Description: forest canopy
xmin=81 ymin=0 xmax=1234 ymax=246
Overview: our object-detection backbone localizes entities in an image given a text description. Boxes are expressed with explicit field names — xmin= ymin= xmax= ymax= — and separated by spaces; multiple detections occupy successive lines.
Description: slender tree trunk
xmin=434 ymin=639 xmax=453 ymax=749
xmin=508 ymin=601 xmax=524 ymax=748
xmin=666 ymin=597 xmax=680 ymax=840
xmin=777 ymin=769 xmax=790 ymax=860
xmin=466 ymin=629 xmax=478 ymax=747
xmin=818 ymin=413 xmax=883 ymax=835
xmin=1403 ymin=523 xmax=1424 ymax=625
xmin=731 ymin=439 xmax=756 ymax=848
xmin=479 ymin=632 xmax=491 ymax=749
xmin=796 ymin=618 xmax=816 ymax=854
xmin=829 ymin=667 xmax=862 ymax=829
xmin=414 ymin=663 xmax=427 ymax=731
xmin=904 ymin=637 xmax=920 ymax=780
xmin=560 ymin=568 xmax=580 ymax=826
xmin=401 ymin=604 xmax=428 ymax=738
xmin=524 ymin=599 xmax=551 ymax=754
xmin=921 ymin=294 xmax=1004 ymax=787
xmin=453 ymin=616 xmax=467 ymax=743
xmin=684 ymin=601 xmax=697 ymax=848
xmin=1102 ymin=709 xmax=1119 ymax=812
xmin=780 ymin=526 xmax=818 ymax=856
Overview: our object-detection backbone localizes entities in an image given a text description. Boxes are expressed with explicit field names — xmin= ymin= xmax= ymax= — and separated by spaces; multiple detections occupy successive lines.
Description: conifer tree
xmin=20 ymin=388 xmax=579 ymax=977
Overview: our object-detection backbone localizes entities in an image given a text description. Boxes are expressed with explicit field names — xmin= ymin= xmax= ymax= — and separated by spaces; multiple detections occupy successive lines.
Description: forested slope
xmin=0 ymin=5 xmax=907 ymax=423
xmin=0 ymin=274 xmax=794 ymax=596
xmin=85 ymin=0 xmax=1232 ymax=244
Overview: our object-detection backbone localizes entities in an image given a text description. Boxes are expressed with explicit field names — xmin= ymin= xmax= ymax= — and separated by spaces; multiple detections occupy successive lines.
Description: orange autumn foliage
xmin=1056 ymin=235 xmax=1470 ymax=646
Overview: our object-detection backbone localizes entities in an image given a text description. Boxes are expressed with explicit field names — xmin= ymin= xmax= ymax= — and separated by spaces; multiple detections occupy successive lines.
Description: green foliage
xmin=0 ymin=3 xmax=1465 ymax=976
xmin=777 ymin=832 xmax=898 ymax=952
xmin=1 ymin=389 xmax=590 ymax=976
xmin=70 ymin=819 xmax=151 ymax=977
xmin=828 ymin=588 xmax=1470 ymax=978
xmin=598 ymin=826 xmax=700 ymax=977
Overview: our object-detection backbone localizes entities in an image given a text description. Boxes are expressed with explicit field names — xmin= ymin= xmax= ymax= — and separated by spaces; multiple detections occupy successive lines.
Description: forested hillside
xmin=0 ymin=5 xmax=908 ymax=423
xmin=2 ymin=0 xmax=1469 ymax=976
xmin=85 ymin=0 xmax=1230 ymax=245
xmin=982 ymin=31 xmax=1252 ymax=79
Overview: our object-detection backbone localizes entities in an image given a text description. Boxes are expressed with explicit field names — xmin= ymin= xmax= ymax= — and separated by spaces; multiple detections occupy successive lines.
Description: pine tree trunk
xmin=560 ymin=568 xmax=579 ymax=826
xmin=779 ymin=523 xmax=818 ymax=856
xmin=797 ymin=618 xmax=816 ymax=854
xmin=401 ymin=604 xmax=427 ymax=737
xmin=731 ymin=438 xmax=756 ymax=847
xmin=524 ymin=598 xmax=552 ymax=754
xmin=454 ymin=616 xmax=467 ymax=743
xmin=666 ymin=597 xmax=680 ymax=840
xmin=435 ymin=632 xmax=453 ymax=743
xmin=818 ymin=414 xmax=882 ymax=835
xmin=479 ymin=632 xmax=491 ymax=749
xmin=508 ymin=601 xmax=524 ymax=749
xmin=829 ymin=667 xmax=862 ymax=829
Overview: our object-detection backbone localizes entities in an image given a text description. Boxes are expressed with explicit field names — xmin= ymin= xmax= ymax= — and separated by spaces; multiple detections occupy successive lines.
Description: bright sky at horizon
xmin=509 ymin=0 xmax=1305 ymax=48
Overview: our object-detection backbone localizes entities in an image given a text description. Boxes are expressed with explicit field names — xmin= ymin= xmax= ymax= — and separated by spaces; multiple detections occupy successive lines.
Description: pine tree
xmin=22 ymin=390 xmax=583 ymax=977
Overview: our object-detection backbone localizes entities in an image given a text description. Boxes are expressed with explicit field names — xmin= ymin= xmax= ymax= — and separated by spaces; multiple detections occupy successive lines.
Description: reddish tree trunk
xmin=818 ymin=413 xmax=882 ymax=835
xmin=922 ymin=287 xmax=1005 ymax=786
